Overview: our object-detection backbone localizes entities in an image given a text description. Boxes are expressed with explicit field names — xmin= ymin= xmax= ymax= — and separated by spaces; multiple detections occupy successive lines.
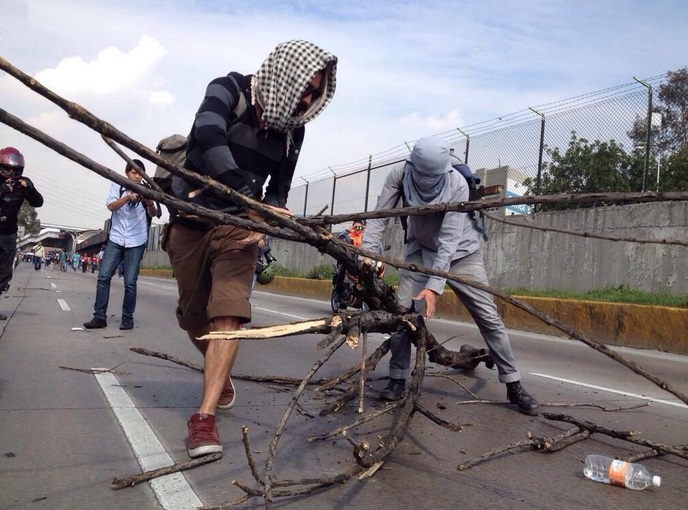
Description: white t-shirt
xmin=106 ymin=183 xmax=148 ymax=247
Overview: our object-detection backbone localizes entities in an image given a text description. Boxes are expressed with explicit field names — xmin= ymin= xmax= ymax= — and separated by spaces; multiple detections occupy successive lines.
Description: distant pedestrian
xmin=32 ymin=242 xmax=44 ymax=271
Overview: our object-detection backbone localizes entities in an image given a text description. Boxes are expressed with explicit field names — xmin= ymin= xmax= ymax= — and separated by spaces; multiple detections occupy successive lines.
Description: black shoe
xmin=379 ymin=378 xmax=406 ymax=401
xmin=506 ymin=381 xmax=540 ymax=416
xmin=0 ymin=313 xmax=6 ymax=320
xmin=83 ymin=317 xmax=107 ymax=329
xmin=119 ymin=320 xmax=134 ymax=330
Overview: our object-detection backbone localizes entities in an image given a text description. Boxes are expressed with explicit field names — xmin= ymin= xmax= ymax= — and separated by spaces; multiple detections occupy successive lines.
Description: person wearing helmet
xmin=0 ymin=147 xmax=44 ymax=320
xmin=165 ymin=40 xmax=338 ymax=459
xmin=331 ymin=220 xmax=365 ymax=300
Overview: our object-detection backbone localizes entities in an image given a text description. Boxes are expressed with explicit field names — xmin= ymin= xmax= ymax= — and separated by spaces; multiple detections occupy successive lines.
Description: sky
xmin=1 ymin=0 xmax=687 ymax=230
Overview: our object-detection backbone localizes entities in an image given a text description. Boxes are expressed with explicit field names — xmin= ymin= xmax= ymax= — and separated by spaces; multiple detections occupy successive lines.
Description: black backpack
xmin=152 ymin=73 xmax=249 ymax=197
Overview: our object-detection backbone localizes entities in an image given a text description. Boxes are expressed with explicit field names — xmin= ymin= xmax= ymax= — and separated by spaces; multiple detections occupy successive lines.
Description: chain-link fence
xmin=288 ymin=74 xmax=670 ymax=226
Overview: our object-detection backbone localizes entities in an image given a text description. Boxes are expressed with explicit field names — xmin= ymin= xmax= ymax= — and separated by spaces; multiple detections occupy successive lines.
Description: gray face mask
xmin=402 ymin=136 xmax=453 ymax=206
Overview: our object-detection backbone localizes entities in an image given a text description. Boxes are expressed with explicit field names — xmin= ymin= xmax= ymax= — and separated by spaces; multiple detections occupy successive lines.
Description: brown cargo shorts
xmin=166 ymin=223 xmax=260 ymax=332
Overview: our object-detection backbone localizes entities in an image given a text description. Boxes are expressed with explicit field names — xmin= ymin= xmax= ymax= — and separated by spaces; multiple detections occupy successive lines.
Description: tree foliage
xmin=18 ymin=202 xmax=41 ymax=235
xmin=627 ymin=67 xmax=688 ymax=191
xmin=523 ymin=133 xmax=639 ymax=211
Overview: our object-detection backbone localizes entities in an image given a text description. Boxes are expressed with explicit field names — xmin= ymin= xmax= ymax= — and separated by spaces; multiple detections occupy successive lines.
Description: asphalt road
xmin=0 ymin=262 xmax=686 ymax=510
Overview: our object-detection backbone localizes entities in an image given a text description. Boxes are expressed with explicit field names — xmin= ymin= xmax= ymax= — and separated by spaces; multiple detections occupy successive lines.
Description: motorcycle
xmin=331 ymin=266 xmax=368 ymax=313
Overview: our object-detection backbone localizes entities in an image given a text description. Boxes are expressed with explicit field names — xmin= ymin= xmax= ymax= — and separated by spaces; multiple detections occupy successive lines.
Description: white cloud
xmin=34 ymin=35 xmax=168 ymax=97
xmin=149 ymin=90 xmax=175 ymax=106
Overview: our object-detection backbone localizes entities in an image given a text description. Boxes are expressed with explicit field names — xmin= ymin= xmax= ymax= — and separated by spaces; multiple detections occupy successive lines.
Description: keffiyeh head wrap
xmin=402 ymin=136 xmax=453 ymax=206
xmin=251 ymin=40 xmax=338 ymax=152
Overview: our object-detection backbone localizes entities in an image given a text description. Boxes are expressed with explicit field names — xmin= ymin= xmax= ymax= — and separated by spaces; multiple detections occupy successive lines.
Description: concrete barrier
xmin=140 ymin=271 xmax=688 ymax=355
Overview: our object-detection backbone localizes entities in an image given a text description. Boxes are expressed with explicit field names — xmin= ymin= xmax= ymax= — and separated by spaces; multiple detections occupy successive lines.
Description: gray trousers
xmin=389 ymin=248 xmax=520 ymax=384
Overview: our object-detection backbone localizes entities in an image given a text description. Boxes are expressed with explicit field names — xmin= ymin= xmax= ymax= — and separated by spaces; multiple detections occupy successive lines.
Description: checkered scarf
xmin=251 ymin=40 xmax=337 ymax=152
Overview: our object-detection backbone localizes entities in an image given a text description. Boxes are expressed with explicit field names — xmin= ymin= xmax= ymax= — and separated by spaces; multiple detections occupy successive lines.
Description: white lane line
xmin=94 ymin=371 xmax=203 ymax=509
xmin=252 ymin=306 xmax=308 ymax=320
xmin=50 ymin=283 xmax=57 ymax=288
xmin=57 ymin=298 xmax=70 ymax=311
xmin=530 ymin=372 xmax=688 ymax=409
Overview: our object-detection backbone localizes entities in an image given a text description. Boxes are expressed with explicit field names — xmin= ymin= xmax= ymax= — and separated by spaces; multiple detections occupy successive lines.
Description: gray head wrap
xmin=402 ymin=136 xmax=453 ymax=206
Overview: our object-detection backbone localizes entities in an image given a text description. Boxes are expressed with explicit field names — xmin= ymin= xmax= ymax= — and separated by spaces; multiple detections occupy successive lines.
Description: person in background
xmin=59 ymin=249 xmax=68 ymax=272
xmin=361 ymin=136 xmax=540 ymax=416
xmin=83 ymin=159 xmax=159 ymax=331
xmin=331 ymin=219 xmax=365 ymax=299
xmin=0 ymin=147 xmax=44 ymax=320
xmin=166 ymin=40 xmax=338 ymax=458
xmin=32 ymin=242 xmax=44 ymax=271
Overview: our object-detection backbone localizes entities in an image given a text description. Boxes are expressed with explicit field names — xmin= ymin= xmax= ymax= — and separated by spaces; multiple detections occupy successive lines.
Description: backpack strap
xmin=399 ymin=166 xmax=488 ymax=242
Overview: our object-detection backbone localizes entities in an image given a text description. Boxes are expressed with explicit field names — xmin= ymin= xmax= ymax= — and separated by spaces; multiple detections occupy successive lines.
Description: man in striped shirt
xmin=167 ymin=40 xmax=338 ymax=458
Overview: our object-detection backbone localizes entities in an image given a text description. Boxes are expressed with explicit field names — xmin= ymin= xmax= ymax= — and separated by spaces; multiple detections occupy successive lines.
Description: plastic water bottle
xmin=584 ymin=454 xmax=661 ymax=490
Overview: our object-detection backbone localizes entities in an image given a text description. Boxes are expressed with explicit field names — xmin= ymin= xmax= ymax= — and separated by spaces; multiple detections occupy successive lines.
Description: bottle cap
xmin=652 ymin=476 xmax=661 ymax=487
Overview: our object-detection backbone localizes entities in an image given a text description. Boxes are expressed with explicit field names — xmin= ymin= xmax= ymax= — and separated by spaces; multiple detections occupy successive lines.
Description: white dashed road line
xmin=57 ymin=298 xmax=70 ymax=311
xmin=530 ymin=372 xmax=688 ymax=409
xmin=94 ymin=371 xmax=203 ymax=509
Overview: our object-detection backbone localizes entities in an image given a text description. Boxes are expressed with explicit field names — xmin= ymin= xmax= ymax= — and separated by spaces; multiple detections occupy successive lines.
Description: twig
xmin=307 ymin=402 xmax=401 ymax=442
xmin=542 ymin=401 xmax=650 ymax=411
xmin=414 ymin=402 xmax=472 ymax=432
xmin=59 ymin=363 xmax=126 ymax=375
xmin=426 ymin=372 xmax=478 ymax=399
xmin=358 ymin=331 xmax=368 ymax=413
xmin=110 ymin=452 xmax=222 ymax=489
xmin=240 ymin=426 xmax=264 ymax=485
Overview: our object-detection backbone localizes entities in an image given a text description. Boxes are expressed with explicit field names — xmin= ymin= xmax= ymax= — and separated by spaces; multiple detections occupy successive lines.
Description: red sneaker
xmin=217 ymin=376 xmax=236 ymax=410
xmin=187 ymin=413 xmax=222 ymax=458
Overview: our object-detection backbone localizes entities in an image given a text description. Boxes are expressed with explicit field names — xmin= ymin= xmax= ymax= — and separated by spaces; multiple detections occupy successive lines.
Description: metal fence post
xmin=529 ymin=107 xmax=546 ymax=208
xmin=364 ymin=155 xmax=372 ymax=212
xmin=301 ymin=177 xmax=309 ymax=217
xmin=329 ymin=167 xmax=337 ymax=216
xmin=456 ymin=127 xmax=470 ymax=164
xmin=633 ymin=77 xmax=653 ymax=192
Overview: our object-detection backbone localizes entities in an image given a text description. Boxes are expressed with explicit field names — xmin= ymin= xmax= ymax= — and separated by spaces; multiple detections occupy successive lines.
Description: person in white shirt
xmin=83 ymin=160 xmax=159 ymax=330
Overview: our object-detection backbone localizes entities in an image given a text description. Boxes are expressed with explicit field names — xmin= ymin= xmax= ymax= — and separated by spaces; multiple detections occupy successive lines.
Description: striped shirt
xmin=173 ymin=72 xmax=304 ymax=217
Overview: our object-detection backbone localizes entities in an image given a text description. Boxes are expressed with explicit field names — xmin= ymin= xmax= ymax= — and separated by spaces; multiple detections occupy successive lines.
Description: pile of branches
xmin=3 ymin=56 xmax=687 ymax=509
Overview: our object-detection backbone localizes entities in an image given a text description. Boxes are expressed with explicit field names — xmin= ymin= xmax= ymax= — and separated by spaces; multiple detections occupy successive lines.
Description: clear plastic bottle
xmin=584 ymin=454 xmax=661 ymax=490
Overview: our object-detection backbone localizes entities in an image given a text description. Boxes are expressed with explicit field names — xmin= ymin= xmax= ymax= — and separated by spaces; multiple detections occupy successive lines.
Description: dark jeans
xmin=0 ymin=234 xmax=17 ymax=293
xmin=34 ymin=256 xmax=42 ymax=271
xmin=91 ymin=240 xmax=146 ymax=322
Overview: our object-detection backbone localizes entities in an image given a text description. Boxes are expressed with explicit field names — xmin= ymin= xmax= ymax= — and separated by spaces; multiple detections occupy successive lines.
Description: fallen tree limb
xmin=110 ymin=452 xmax=222 ymax=489
xmin=458 ymin=427 xmax=591 ymax=471
xmin=543 ymin=413 xmax=688 ymax=461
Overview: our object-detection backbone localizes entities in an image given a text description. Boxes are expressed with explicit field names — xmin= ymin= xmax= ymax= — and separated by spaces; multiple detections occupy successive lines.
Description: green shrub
xmin=307 ymin=264 xmax=335 ymax=280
